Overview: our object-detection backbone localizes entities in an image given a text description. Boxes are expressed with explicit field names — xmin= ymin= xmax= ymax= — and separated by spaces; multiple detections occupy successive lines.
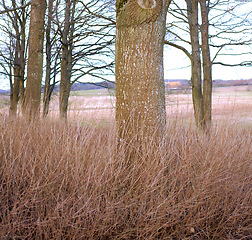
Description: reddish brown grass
xmin=0 ymin=115 xmax=251 ymax=239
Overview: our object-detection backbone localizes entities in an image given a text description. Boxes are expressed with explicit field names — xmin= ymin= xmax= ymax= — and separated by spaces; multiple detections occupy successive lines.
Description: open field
xmin=0 ymin=85 xmax=251 ymax=239
xmin=44 ymin=85 xmax=251 ymax=126
xmin=0 ymin=86 xmax=251 ymax=125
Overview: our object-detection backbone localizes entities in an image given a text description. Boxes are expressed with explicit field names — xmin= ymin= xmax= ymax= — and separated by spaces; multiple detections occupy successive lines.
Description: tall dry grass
xmin=0 ymin=116 xmax=251 ymax=239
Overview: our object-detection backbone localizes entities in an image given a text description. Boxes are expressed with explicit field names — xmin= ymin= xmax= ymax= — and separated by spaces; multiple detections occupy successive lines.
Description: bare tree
xmin=43 ymin=0 xmax=55 ymax=117
xmin=59 ymin=0 xmax=73 ymax=120
xmin=200 ymin=0 xmax=212 ymax=131
xmin=165 ymin=0 xmax=252 ymax=131
xmin=55 ymin=0 xmax=115 ymax=120
xmin=186 ymin=0 xmax=205 ymax=129
xmin=0 ymin=0 xmax=29 ymax=117
xmin=115 ymin=0 xmax=172 ymax=162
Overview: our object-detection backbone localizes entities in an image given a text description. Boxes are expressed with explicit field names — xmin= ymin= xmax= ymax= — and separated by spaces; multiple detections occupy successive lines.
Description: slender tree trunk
xmin=19 ymin=9 xmax=26 ymax=114
xmin=59 ymin=0 xmax=70 ymax=121
xmin=9 ymin=9 xmax=21 ymax=117
xmin=19 ymin=70 xmax=25 ymax=113
xmin=43 ymin=0 xmax=53 ymax=117
xmin=59 ymin=0 xmax=74 ymax=121
xmin=24 ymin=0 xmax=46 ymax=118
xmin=115 ymin=0 xmax=171 ymax=162
xmin=200 ymin=0 xmax=212 ymax=132
xmin=9 ymin=48 xmax=20 ymax=117
xmin=9 ymin=63 xmax=16 ymax=117
xmin=59 ymin=43 xmax=71 ymax=120
xmin=19 ymin=0 xmax=27 ymax=113
xmin=8 ymin=63 xmax=13 ymax=111
xmin=9 ymin=36 xmax=25 ymax=117
xmin=186 ymin=0 xmax=205 ymax=129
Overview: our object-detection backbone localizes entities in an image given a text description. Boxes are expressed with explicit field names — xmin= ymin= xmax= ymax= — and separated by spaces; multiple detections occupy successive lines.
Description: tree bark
xmin=8 ymin=0 xmax=26 ymax=117
xmin=24 ymin=0 xmax=46 ymax=118
xmin=9 ymin=35 xmax=25 ymax=117
xmin=186 ymin=0 xmax=205 ymax=129
xmin=59 ymin=43 xmax=71 ymax=120
xmin=200 ymin=0 xmax=212 ymax=132
xmin=59 ymin=0 xmax=74 ymax=121
xmin=9 ymin=48 xmax=20 ymax=117
xmin=43 ymin=0 xmax=53 ymax=117
xmin=115 ymin=0 xmax=171 ymax=162
xmin=8 ymin=63 xmax=14 ymax=117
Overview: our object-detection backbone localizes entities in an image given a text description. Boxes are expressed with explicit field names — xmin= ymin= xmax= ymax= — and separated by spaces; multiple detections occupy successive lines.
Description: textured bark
xmin=8 ymin=1 xmax=26 ymax=117
xmin=24 ymin=0 xmax=46 ymax=118
xmin=43 ymin=0 xmax=53 ymax=117
xmin=186 ymin=0 xmax=205 ymax=129
xmin=9 ymin=49 xmax=20 ymax=117
xmin=200 ymin=0 xmax=212 ymax=132
xmin=116 ymin=0 xmax=171 ymax=162
xmin=59 ymin=44 xmax=71 ymax=120
xmin=9 ymin=65 xmax=14 ymax=117
xmin=19 ymin=6 xmax=26 ymax=113
xmin=59 ymin=0 xmax=74 ymax=121
xmin=9 ymin=42 xmax=25 ymax=117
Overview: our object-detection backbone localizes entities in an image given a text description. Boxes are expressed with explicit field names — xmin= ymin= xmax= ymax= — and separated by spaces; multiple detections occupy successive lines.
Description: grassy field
xmin=0 ymin=85 xmax=251 ymax=124
xmin=0 ymin=86 xmax=251 ymax=239
xmin=64 ymin=86 xmax=251 ymax=126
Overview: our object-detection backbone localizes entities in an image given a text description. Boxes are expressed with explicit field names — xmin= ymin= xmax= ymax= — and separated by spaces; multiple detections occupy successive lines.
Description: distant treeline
xmin=0 ymin=79 xmax=251 ymax=95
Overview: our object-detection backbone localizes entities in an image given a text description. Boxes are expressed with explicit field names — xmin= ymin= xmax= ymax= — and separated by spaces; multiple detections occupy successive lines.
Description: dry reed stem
xmin=0 ymin=115 xmax=251 ymax=239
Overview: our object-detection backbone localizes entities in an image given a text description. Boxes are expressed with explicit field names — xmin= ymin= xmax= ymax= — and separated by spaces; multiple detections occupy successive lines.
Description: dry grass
xmin=0 ymin=113 xmax=251 ymax=239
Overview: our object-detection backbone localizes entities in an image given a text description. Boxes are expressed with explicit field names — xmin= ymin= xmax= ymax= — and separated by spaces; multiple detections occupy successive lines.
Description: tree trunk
xmin=115 ymin=0 xmax=171 ymax=162
xmin=19 ymin=23 xmax=26 ymax=114
xmin=9 ymin=48 xmax=20 ymax=117
xmin=9 ymin=63 xmax=16 ymax=117
xmin=186 ymin=0 xmax=205 ymax=129
xmin=59 ymin=0 xmax=74 ymax=121
xmin=24 ymin=0 xmax=46 ymax=118
xmin=59 ymin=44 xmax=71 ymax=120
xmin=19 ymin=2 xmax=26 ymax=114
xmin=200 ymin=0 xmax=212 ymax=132
xmin=43 ymin=0 xmax=53 ymax=117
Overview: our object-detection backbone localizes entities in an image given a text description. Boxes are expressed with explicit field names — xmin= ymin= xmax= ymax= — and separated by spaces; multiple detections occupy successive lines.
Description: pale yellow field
xmin=0 ymin=85 xmax=251 ymax=125
xmin=63 ymin=85 xmax=252 ymax=126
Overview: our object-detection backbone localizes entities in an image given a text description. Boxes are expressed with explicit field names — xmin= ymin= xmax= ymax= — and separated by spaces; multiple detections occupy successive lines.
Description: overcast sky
xmin=164 ymin=0 xmax=252 ymax=81
xmin=164 ymin=46 xmax=251 ymax=81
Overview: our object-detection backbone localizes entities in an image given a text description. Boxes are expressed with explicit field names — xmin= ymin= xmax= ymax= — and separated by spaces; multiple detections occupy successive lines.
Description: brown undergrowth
xmin=0 ymin=116 xmax=251 ymax=239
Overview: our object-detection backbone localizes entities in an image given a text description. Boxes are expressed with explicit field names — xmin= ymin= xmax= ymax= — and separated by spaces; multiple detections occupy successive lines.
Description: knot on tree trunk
xmin=116 ymin=0 xmax=162 ymax=27
xmin=137 ymin=0 xmax=156 ymax=9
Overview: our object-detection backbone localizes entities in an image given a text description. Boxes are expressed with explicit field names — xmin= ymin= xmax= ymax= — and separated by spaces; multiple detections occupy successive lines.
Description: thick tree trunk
xmin=200 ymin=0 xmax=212 ymax=132
xmin=115 ymin=0 xmax=171 ymax=162
xmin=24 ymin=0 xmax=46 ymax=118
xmin=186 ymin=0 xmax=205 ymax=129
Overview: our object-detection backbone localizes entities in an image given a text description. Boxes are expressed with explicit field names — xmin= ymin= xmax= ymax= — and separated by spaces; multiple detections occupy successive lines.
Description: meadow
xmin=0 ymin=86 xmax=251 ymax=239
